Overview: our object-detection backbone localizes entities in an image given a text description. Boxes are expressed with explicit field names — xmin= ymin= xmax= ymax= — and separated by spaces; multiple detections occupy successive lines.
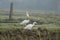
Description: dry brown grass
xmin=0 ymin=28 xmax=60 ymax=40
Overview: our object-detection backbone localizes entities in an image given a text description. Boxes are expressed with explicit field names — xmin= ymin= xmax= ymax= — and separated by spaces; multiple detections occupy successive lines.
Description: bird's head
xmin=33 ymin=22 xmax=37 ymax=24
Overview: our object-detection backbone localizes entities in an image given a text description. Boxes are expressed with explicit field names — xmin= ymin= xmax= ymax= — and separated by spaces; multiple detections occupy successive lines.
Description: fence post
xmin=9 ymin=2 xmax=13 ymax=21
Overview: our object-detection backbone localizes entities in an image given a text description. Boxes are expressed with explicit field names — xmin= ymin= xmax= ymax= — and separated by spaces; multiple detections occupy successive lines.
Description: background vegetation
xmin=0 ymin=9 xmax=60 ymax=31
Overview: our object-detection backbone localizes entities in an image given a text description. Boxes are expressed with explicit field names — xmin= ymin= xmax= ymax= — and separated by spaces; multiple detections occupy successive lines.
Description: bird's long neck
xmin=26 ymin=11 xmax=30 ymax=19
xmin=33 ymin=23 xmax=35 ymax=26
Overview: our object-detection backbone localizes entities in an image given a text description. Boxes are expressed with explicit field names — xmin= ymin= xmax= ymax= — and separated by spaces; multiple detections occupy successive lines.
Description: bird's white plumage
xmin=20 ymin=11 xmax=30 ymax=25
xmin=26 ymin=11 xmax=29 ymax=18
xmin=20 ymin=20 xmax=30 ymax=25
xmin=24 ymin=22 xmax=37 ymax=30
xmin=24 ymin=24 xmax=33 ymax=30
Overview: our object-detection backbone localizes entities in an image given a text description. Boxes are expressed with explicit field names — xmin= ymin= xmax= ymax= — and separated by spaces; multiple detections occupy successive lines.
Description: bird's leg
xmin=22 ymin=25 xmax=24 ymax=29
xmin=25 ymin=24 xmax=27 ymax=26
xmin=20 ymin=25 xmax=24 ymax=29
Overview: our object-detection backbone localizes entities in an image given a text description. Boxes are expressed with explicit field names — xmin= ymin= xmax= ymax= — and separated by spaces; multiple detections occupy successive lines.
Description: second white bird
xmin=24 ymin=22 xmax=37 ymax=30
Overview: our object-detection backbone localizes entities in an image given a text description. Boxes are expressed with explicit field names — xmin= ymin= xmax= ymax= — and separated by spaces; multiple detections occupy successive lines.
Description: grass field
xmin=0 ymin=10 xmax=60 ymax=40
xmin=0 ymin=10 xmax=60 ymax=31
xmin=0 ymin=23 xmax=60 ymax=31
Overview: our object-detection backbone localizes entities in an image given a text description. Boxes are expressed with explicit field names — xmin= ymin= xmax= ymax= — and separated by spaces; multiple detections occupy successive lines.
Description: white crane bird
xmin=24 ymin=22 xmax=37 ymax=30
xmin=20 ymin=11 xmax=30 ymax=25
xmin=20 ymin=20 xmax=30 ymax=25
